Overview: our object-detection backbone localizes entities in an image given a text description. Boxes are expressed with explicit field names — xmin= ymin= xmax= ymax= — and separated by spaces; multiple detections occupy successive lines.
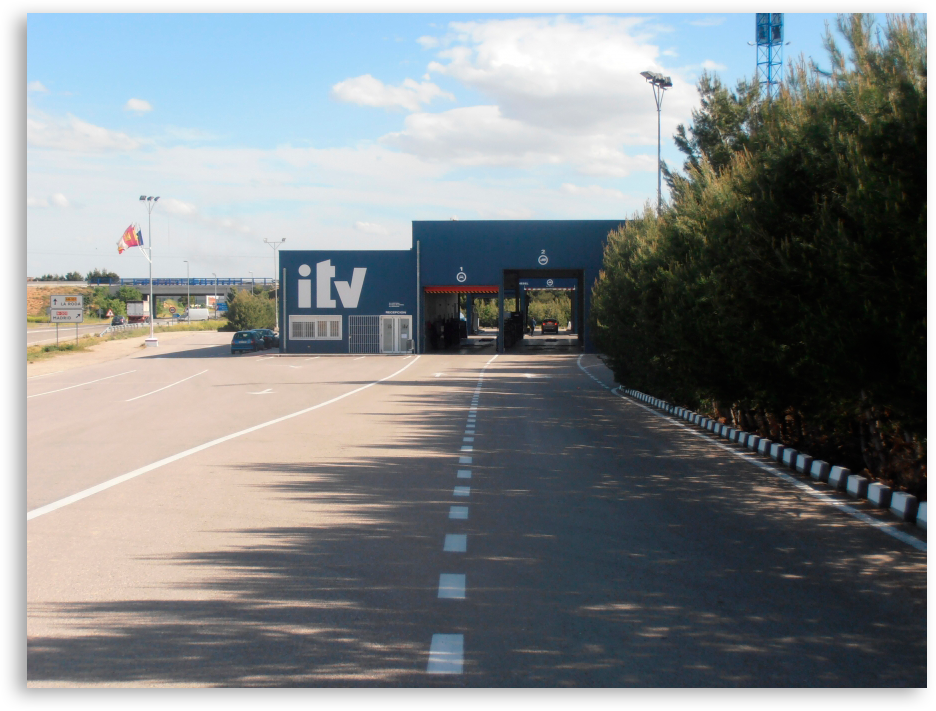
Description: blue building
xmin=278 ymin=219 xmax=622 ymax=355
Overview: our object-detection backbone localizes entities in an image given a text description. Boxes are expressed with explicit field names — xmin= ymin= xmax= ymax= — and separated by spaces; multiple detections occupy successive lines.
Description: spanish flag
xmin=117 ymin=224 xmax=143 ymax=254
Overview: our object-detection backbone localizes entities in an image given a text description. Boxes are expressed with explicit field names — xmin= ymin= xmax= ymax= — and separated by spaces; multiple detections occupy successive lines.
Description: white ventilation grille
xmin=289 ymin=315 xmax=342 ymax=341
xmin=349 ymin=315 xmax=380 ymax=353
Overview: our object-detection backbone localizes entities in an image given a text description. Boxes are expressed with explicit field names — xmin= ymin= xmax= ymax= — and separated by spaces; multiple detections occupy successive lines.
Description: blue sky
xmin=24 ymin=5 xmax=887 ymax=280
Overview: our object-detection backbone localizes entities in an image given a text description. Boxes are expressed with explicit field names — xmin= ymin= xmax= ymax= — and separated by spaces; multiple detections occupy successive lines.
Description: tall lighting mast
xmin=639 ymin=71 xmax=672 ymax=214
xmin=139 ymin=195 xmax=159 ymax=344
xmin=264 ymin=238 xmax=286 ymax=333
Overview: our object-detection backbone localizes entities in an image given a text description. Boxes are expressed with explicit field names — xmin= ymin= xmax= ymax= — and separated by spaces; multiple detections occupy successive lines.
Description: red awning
xmin=424 ymin=285 xmax=499 ymax=294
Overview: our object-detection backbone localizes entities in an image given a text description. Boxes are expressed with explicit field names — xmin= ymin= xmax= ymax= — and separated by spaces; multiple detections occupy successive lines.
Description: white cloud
xmin=383 ymin=15 xmax=695 ymax=175
xmin=50 ymin=193 xmax=70 ymax=208
xmin=27 ymin=196 xmax=49 ymax=208
xmin=331 ymin=74 xmax=455 ymax=112
xmin=27 ymin=81 xmax=48 ymax=93
xmin=688 ymin=17 xmax=726 ymax=27
xmin=382 ymin=105 xmax=655 ymax=177
xmin=27 ymin=110 xmax=141 ymax=152
xmin=560 ymin=183 xmax=625 ymax=200
xmin=354 ymin=221 xmax=389 ymax=236
xmin=124 ymin=98 xmax=153 ymax=113
xmin=702 ymin=60 xmax=728 ymax=71
xmin=417 ymin=35 xmax=439 ymax=49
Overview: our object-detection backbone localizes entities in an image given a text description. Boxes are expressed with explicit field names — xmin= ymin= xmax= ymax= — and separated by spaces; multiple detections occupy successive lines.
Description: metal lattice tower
xmin=756 ymin=13 xmax=784 ymax=100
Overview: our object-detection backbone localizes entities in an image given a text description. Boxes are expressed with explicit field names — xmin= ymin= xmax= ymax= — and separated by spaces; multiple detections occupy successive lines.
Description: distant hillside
xmin=26 ymin=286 xmax=96 ymax=317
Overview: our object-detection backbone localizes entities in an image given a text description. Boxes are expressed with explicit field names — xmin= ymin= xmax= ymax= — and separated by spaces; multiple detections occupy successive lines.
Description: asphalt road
xmin=26 ymin=332 xmax=927 ymax=687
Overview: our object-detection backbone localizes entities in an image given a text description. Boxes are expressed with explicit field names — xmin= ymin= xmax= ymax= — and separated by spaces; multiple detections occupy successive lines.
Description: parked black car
xmin=254 ymin=328 xmax=279 ymax=348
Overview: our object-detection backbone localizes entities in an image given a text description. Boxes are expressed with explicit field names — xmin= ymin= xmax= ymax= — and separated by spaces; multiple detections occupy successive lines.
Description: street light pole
xmin=249 ymin=270 xmax=254 ymax=293
xmin=264 ymin=238 xmax=286 ymax=333
xmin=640 ymin=71 xmax=673 ymax=214
xmin=212 ymin=272 xmax=218 ymax=319
xmin=183 ymin=260 xmax=190 ymax=322
xmin=139 ymin=195 xmax=160 ymax=341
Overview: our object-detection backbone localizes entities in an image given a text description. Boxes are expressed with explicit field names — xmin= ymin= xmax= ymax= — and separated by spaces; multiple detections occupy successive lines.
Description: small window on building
xmin=290 ymin=315 xmax=342 ymax=340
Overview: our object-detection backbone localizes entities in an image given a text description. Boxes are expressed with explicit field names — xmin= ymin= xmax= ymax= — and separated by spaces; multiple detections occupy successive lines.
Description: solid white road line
xmin=125 ymin=369 xmax=208 ymax=402
xmin=427 ymin=634 xmax=464 ymax=674
xmin=444 ymin=534 xmax=467 ymax=552
xmin=27 ymin=356 xmax=423 ymax=521
xmin=27 ymin=370 xmax=65 ymax=379
xmin=449 ymin=506 xmax=468 ymax=519
xmin=438 ymin=573 xmax=466 ymax=599
xmin=27 ymin=370 xmax=136 ymax=399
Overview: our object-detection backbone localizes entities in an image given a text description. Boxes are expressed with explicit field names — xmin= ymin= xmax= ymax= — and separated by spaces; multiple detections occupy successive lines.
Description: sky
xmin=24 ymin=4 xmax=888 ymax=281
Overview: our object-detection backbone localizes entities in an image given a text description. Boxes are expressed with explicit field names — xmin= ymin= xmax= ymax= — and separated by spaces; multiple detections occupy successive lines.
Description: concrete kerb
xmin=868 ymin=482 xmax=892 ymax=509
xmin=828 ymin=466 xmax=850 ymax=491
xmin=617 ymin=387 xmax=927 ymax=532
xmin=846 ymin=474 xmax=869 ymax=500
xmin=890 ymin=492 xmax=920 ymax=522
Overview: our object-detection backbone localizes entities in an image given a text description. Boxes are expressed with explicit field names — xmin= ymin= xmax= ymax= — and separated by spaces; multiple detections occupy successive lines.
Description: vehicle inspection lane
xmin=442 ymin=353 xmax=925 ymax=686
xmin=27 ymin=353 xmax=498 ymax=686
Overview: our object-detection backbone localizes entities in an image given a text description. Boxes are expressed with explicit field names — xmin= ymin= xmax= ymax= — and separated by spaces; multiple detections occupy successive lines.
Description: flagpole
xmin=139 ymin=196 xmax=160 ymax=344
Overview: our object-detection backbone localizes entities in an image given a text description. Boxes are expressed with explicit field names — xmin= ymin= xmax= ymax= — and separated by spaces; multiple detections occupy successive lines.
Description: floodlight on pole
xmin=139 ymin=195 xmax=160 ymax=342
xmin=640 ymin=71 xmax=672 ymax=214
xmin=264 ymin=238 xmax=286 ymax=334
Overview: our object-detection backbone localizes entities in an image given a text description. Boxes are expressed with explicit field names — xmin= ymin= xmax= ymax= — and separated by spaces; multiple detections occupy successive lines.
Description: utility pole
xmin=264 ymin=238 xmax=286 ymax=333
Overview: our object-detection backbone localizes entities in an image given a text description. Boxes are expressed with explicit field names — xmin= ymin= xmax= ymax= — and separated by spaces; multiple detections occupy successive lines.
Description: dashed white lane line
xmin=427 ymin=634 xmax=464 ymax=674
xmin=459 ymin=456 xmax=472 ymax=464
xmin=449 ymin=506 xmax=468 ymax=519
xmin=27 ymin=370 xmax=137 ymax=399
xmin=457 ymin=470 xmax=471 ymax=479
xmin=438 ymin=574 xmax=466 ymax=599
xmin=27 ymin=356 xmax=422 ymax=521
xmin=444 ymin=534 xmax=467 ymax=552
xmin=353 ymin=356 xmax=365 ymax=360
xmin=574 ymin=354 xmax=927 ymax=554
xmin=453 ymin=486 xmax=470 ymax=497
xmin=460 ymin=445 xmax=473 ymax=452
xmin=125 ymin=369 xmax=208 ymax=402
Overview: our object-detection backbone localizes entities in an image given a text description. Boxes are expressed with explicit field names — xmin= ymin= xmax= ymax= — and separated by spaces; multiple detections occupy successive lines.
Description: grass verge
xmin=26 ymin=320 xmax=229 ymax=363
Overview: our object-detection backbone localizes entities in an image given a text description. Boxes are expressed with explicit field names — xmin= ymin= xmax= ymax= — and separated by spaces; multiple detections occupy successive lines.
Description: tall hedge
xmin=591 ymin=14 xmax=926 ymax=496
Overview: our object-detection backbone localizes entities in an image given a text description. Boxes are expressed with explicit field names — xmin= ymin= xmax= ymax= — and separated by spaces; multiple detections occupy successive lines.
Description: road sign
xmin=51 ymin=294 xmax=83 ymax=309
xmin=50 ymin=308 xmax=83 ymax=323
xmin=169 ymin=306 xmax=176 ymax=313
xmin=106 ymin=309 xmax=114 ymax=317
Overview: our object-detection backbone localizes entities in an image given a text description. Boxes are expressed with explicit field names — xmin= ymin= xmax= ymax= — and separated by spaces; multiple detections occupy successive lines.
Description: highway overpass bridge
xmin=28 ymin=278 xmax=276 ymax=299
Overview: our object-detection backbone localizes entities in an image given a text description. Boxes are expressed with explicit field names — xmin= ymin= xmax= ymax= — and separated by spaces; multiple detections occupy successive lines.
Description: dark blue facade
xmin=279 ymin=220 xmax=622 ymax=354
xmin=279 ymin=249 xmax=416 ymax=354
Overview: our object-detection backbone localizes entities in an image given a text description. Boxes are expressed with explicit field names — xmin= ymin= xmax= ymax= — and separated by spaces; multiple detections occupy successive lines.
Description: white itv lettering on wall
xmin=297 ymin=260 xmax=368 ymax=309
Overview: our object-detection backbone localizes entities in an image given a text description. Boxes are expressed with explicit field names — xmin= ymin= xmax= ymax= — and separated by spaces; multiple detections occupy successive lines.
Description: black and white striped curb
xmin=617 ymin=387 xmax=927 ymax=535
